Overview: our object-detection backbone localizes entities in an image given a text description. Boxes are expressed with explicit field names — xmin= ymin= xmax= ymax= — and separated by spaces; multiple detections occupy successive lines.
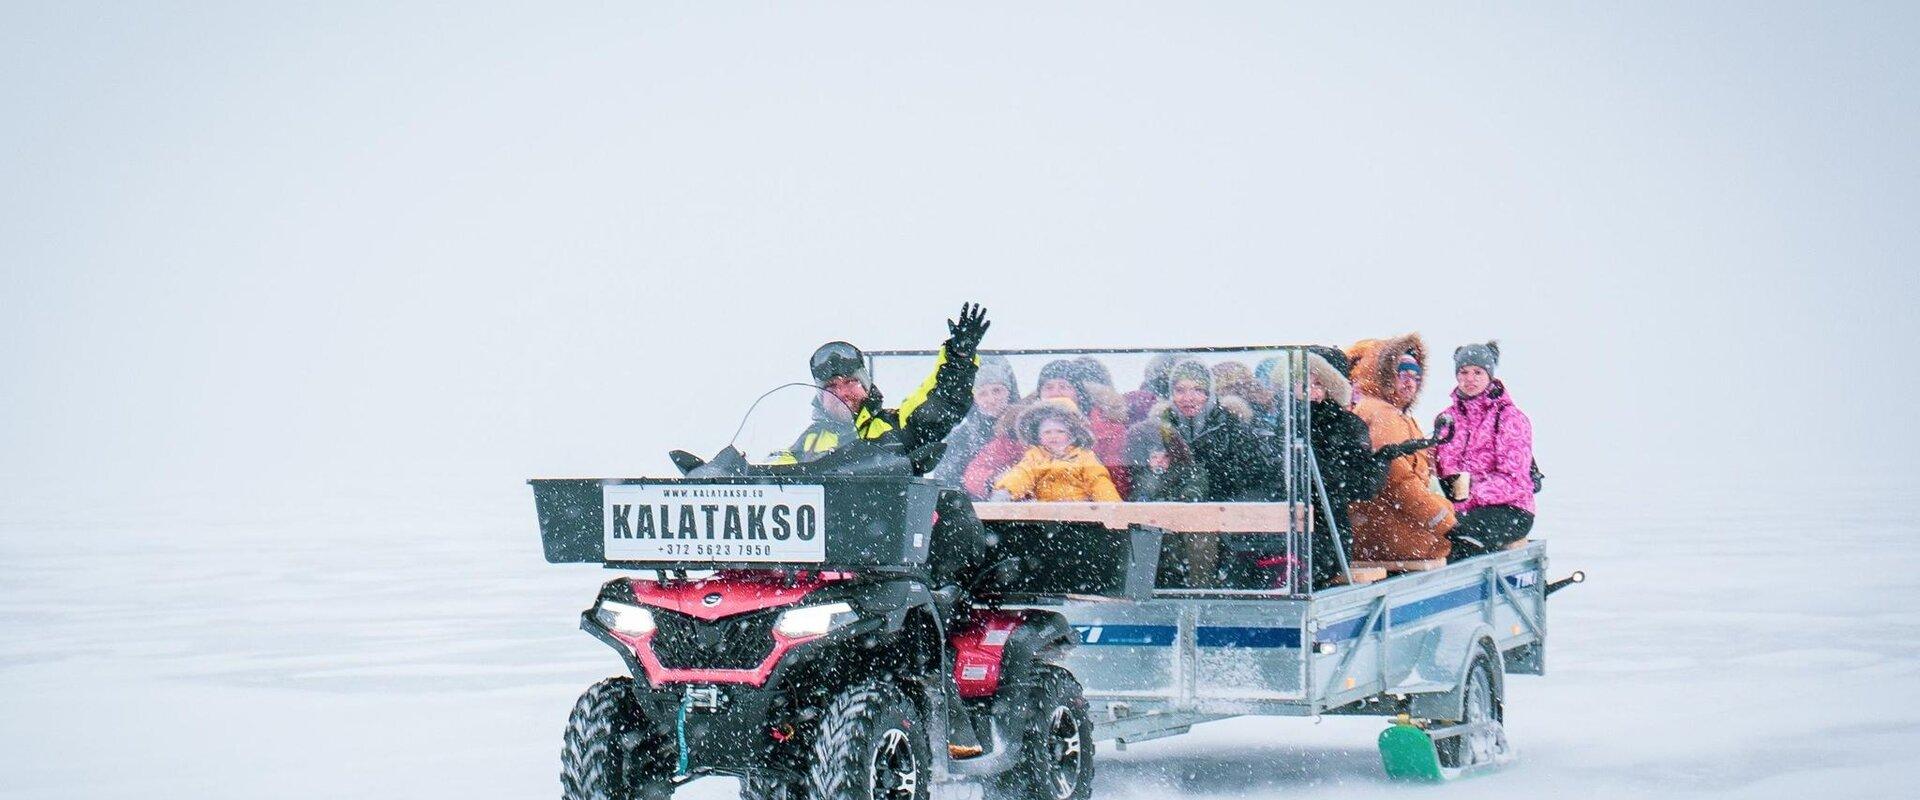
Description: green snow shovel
xmin=1378 ymin=714 xmax=1445 ymax=782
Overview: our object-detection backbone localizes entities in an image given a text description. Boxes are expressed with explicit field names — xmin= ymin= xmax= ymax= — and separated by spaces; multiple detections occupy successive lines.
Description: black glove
xmin=945 ymin=302 xmax=990 ymax=361
xmin=1375 ymin=437 xmax=1442 ymax=461
xmin=1431 ymin=414 xmax=1456 ymax=445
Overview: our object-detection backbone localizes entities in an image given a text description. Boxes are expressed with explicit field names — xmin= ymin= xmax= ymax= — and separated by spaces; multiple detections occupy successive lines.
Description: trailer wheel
xmin=806 ymin=682 xmax=930 ymax=800
xmin=1436 ymin=654 xmax=1504 ymax=769
xmin=562 ymin=677 xmax=673 ymax=800
xmin=988 ymin=666 xmax=1094 ymax=800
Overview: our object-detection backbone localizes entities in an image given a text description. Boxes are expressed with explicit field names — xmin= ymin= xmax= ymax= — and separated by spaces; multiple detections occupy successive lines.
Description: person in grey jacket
xmin=926 ymin=355 xmax=1019 ymax=490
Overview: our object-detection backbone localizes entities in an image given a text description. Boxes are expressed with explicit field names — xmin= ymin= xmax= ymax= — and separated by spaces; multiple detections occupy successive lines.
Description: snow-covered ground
xmin=3 ymin=476 xmax=1915 ymax=799
xmin=5 ymin=2 xmax=1915 ymax=797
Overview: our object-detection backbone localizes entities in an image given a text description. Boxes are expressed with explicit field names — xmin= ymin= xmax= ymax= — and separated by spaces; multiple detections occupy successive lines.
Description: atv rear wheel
xmin=806 ymin=682 xmax=930 ymax=800
xmin=562 ymin=677 xmax=673 ymax=800
xmin=988 ymin=666 xmax=1093 ymax=800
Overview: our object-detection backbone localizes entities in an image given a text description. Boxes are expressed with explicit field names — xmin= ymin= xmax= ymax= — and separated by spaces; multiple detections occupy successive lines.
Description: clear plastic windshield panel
xmin=728 ymin=383 xmax=866 ymax=467
xmin=866 ymin=347 xmax=1322 ymax=594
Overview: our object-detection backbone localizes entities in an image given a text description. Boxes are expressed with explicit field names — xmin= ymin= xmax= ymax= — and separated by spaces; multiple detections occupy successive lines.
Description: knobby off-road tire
xmin=806 ymin=682 xmax=931 ymax=800
xmin=739 ymin=774 xmax=801 ymax=800
xmin=562 ymin=677 xmax=672 ymax=800
xmin=1435 ymin=653 xmax=1504 ymax=769
xmin=987 ymin=666 xmax=1094 ymax=800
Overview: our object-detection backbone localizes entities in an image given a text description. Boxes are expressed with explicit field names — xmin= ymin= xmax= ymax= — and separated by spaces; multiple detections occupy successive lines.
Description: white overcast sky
xmin=3 ymin=2 xmax=1915 ymax=507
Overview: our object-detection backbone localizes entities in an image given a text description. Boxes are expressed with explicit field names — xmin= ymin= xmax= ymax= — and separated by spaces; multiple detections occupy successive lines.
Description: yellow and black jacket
xmin=774 ymin=347 xmax=978 ymax=465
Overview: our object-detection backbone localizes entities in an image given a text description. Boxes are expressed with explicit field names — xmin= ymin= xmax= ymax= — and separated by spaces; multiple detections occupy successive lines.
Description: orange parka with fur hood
xmin=1345 ymin=334 xmax=1456 ymax=561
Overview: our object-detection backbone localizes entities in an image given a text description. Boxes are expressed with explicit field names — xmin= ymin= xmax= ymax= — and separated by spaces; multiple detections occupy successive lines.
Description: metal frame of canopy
xmin=865 ymin=344 xmax=1344 ymax=593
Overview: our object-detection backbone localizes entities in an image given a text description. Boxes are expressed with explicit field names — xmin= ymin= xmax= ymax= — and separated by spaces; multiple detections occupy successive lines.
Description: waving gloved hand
xmin=945 ymin=302 xmax=990 ymax=361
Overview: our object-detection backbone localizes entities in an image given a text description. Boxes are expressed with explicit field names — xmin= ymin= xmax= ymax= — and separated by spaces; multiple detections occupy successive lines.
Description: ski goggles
xmin=809 ymin=341 xmax=867 ymax=384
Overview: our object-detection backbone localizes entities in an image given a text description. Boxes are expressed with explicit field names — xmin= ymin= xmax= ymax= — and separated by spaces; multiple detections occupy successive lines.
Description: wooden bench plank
xmin=1352 ymin=558 xmax=1446 ymax=573
xmin=1340 ymin=567 xmax=1389 ymax=585
xmin=973 ymin=501 xmax=1308 ymax=533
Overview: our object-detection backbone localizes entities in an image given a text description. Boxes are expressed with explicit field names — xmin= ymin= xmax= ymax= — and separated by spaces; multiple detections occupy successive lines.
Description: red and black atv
xmin=532 ymin=429 xmax=1095 ymax=800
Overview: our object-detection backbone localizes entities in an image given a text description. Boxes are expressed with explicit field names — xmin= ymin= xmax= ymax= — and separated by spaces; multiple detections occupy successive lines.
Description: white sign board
xmin=603 ymin=484 xmax=827 ymax=563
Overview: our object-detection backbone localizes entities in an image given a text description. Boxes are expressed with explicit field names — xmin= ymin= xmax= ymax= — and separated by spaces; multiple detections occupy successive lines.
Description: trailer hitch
xmin=1545 ymin=570 xmax=1586 ymax=596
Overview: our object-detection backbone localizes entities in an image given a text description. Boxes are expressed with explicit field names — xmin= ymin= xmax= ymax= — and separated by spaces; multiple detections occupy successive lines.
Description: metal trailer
xmin=864 ymin=344 xmax=1583 ymax=779
xmin=1062 ymin=544 xmax=1551 ymax=757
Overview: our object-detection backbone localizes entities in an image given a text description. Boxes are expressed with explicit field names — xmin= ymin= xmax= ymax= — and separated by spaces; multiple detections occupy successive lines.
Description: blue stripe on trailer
xmin=1073 ymin=624 xmax=1176 ymax=646
xmin=1389 ymin=584 xmax=1487 ymax=626
xmin=1316 ymin=614 xmax=1372 ymax=643
xmin=1071 ymin=573 xmax=1542 ymax=648
xmin=1315 ymin=572 xmax=1539 ymax=643
xmin=1196 ymin=626 xmax=1303 ymax=649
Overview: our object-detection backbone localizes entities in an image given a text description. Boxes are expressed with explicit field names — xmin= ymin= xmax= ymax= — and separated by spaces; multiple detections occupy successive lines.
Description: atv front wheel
xmin=562 ymin=677 xmax=672 ymax=800
xmin=988 ymin=666 xmax=1094 ymax=800
xmin=805 ymin=682 xmax=930 ymax=800
xmin=740 ymin=774 xmax=801 ymax=800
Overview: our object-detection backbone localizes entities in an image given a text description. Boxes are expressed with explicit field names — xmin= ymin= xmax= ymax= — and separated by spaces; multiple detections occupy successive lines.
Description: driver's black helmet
xmin=809 ymin=341 xmax=868 ymax=385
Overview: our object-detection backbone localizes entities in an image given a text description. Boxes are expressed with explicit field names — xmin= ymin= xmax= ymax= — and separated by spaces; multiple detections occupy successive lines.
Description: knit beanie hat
xmin=974 ymin=355 xmax=1020 ymax=397
xmin=1253 ymin=356 xmax=1284 ymax=386
xmin=1210 ymin=361 xmax=1256 ymax=397
xmin=1069 ymin=356 xmax=1114 ymax=387
xmin=1035 ymin=359 xmax=1090 ymax=410
xmin=1165 ymin=358 xmax=1213 ymax=396
xmin=1453 ymin=341 xmax=1500 ymax=376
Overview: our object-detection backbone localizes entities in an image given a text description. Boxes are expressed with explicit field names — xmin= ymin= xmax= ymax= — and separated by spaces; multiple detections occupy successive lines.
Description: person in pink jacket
xmin=1432 ymin=341 xmax=1537 ymax=560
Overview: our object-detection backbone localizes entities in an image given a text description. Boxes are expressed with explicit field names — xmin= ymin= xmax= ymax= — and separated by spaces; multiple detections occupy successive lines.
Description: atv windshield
xmin=697 ymin=383 xmax=922 ymax=479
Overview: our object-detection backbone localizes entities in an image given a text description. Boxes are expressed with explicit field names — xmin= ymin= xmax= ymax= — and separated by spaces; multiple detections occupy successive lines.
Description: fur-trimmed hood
xmin=1016 ymin=398 xmax=1096 ymax=448
xmin=1306 ymin=353 xmax=1353 ymax=408
xmin=1124 ymin=418 xmax=1196 ymax=467
xmin=1211 ymin=360 xmax=1274 ymax=410
xmin=991 ymin=401 xmax=1032 ymax=440
xmin=1347 ymin=333 xmax=1428 ymax=410
xmin=1081 ymin=381 xmax=1129 ymax=423
xmin=1027 ymin=358 xmax=1128 ymax=423
xmin=1149 ymin=396 xmax=1254 ymax=425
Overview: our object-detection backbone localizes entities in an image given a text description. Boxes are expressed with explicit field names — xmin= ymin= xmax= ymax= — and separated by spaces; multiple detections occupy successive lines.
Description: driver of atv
xmin=775 ymin=303 xmax=998 ymax=759
xmin=772 ymin=303 xmax=995 ymax=591
xmin=774 ymin=303 xmax=988 ymax=465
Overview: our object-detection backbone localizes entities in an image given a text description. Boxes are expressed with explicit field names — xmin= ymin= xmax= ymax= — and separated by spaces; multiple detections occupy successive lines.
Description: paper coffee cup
xmin=1450 ymin=472 xmax=1471 ymax=501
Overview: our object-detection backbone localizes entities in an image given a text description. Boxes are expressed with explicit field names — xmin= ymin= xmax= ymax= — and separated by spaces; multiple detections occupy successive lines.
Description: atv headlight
xmin=594 ymin=599 xmax=657 ymax=635
xmin=774 ymin=602 xmax=858 ymax=638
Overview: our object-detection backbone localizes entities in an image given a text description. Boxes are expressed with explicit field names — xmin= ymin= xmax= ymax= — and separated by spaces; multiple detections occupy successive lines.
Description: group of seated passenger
xmin=932 ymin=334 xmax=1539 ymax=584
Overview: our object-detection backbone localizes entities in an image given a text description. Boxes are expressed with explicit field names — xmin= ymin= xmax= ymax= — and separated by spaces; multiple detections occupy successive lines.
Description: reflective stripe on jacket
xmin=771 ymin=347 xmax=975 ymax=464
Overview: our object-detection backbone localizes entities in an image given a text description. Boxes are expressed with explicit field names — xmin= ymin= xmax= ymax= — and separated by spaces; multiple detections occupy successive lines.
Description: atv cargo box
xmin=980 ymin=520 xmax=1163 ymax=602
xmin=530 ymin=476 xmax=941 ymax=570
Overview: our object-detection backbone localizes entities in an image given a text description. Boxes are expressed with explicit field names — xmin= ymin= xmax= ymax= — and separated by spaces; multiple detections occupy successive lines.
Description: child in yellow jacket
xmin=992 ymin=399 xmax=1123 ymax=502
